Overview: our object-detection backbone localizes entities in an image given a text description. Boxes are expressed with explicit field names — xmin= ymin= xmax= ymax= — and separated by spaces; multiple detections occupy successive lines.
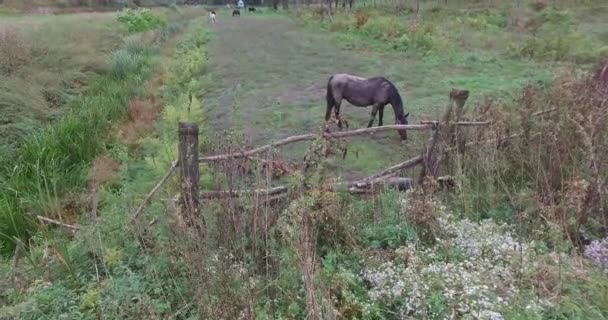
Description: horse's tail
xmin=326 ymin=76 xmax=336 ymax=118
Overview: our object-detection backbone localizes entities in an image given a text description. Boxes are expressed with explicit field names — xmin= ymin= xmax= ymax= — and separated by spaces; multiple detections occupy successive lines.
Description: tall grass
xmin=0 ymin=20 xmax=193 ymax=256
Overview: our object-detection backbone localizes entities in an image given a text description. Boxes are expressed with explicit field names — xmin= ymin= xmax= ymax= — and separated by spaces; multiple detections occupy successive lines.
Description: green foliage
xmin=0 ymin=30 xmax=165 ymax=256
xmin=117 ymin=8 xmax=167 ymax=33
xmin=3 ymin=4 xmax=608 ymax=320
xmin=109 ymin=49 xmax=144 ymax=79
xmin=507 ymin=31 xmax=597 ymax=62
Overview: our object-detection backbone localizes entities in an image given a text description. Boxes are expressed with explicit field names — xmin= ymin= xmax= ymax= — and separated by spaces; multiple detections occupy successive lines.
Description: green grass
xmin=0 ymin=8 xmax=204 ymax=256
xmin=199 ymin=6 xmax=589 ymax=178
xmin=0 ymin=19 xmax=211 ymax=319
xmin=0 ymin=7 xmax=207 ymax=155
xmin=2 ymin=3 xmax=608 ymax=319
xmin=0 ymin=47 xmax=153 ymax=256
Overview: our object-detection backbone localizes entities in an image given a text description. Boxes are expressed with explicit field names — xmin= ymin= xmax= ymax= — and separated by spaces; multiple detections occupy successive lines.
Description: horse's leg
xmin=325 ymin=102 xmax=333 ymax=122
xmin=335 ymin=99 xmax=343 ymax=129
xmin=367 ymin=104 xmax=381 ymax=128
xmin=378 ymin=105 xmax=385 ymax=126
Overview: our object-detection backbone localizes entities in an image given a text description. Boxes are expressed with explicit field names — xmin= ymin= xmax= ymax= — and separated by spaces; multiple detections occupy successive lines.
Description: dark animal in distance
xmin=248 ymin=7 xmax=256 ymax=12
xmin=325 ymin=73 xmax=410 ymax=141
xmin=232 ymin=9 xmax=240 ymax=16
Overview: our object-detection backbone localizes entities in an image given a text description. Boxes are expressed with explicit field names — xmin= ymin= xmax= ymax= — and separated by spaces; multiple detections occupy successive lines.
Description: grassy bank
xmin=0 ymin=6 xmax=205 ymax=155
xmin=0 ymin=18 xmax=211 ymax=319
xmin=0 ymin=7 xmax=206 ymax=255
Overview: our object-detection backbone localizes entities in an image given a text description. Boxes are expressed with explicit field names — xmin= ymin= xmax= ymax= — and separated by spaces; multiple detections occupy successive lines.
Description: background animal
xmin=248 ymin=7 xmax=256 ymax=12
xmin=232 ymin=9 xmax=240 ymax=16
xmin=208 ymin=11 xmax=217 ymax=25
xmin=325 ymin=73 xmax=410 ymax=141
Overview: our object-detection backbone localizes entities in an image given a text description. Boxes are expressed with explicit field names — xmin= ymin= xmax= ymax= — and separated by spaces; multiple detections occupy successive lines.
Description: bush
xmin=117 ymin=8 xmax=167 ymax=33
xmin=507 ymin=32 xmax=594 ymax=62
xmin=329 ymin=15 xmax=355 ymax=32
xmin=452 ymin=60 xmax=608 ymax=246
xmin=355 ymin=11 xmax=369 ymax=28
xmin=359 ymin=16 xmax=403 ymax=41
xmin=122 ymin=35 xmax=149 ymax=55
xmin=109 ymin=49 xmax=137 ymax=79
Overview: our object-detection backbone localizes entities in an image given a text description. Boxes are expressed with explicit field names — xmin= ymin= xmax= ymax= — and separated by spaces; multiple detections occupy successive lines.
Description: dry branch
xmin=129 ymin=160 xmax=178 ymax=223
xmin=199 ymin=175 xmax=456 ymax=199
xmin=199 ymin=124 xmax=433 ymax=162
xmin=37 ymin=216 xmax=81 ymax=230
xmin=532 ymin=108 xmax=558 ymax=117
xmin=419 ymin=120 xmax=491 ymax=126
xmin=348 ymin=177 xmax=413 ymax=193
xmin=350 ymin=155 xmax=424 ymax=187
xmin=200 ymin=186 xmax=289 ymax=199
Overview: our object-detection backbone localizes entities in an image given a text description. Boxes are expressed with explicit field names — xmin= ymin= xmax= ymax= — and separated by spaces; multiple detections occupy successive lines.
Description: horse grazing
xmin=325 ymin=73 xmax=410 ymax=141
xmin=232 ymin=9 xmax=240 ymax=16
xmin=248 ymin=7 xmax=256 ymax=12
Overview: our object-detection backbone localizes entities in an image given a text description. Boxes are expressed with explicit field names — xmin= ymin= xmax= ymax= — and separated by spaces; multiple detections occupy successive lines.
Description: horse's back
xmin=330 ymin=73 xmax=367 ymax=84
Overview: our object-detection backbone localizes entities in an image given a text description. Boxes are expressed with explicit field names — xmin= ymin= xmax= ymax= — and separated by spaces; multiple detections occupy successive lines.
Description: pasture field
xmin=203 ymin=1 xmax=607 ymax=178
xmin=1 ymin=1 xmax=608 ymax=319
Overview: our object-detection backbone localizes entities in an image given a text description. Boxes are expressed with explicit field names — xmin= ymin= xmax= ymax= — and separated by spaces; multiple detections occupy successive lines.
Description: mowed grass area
xmin=201 ymin=1 xmax=605 ymax=179
xmin=0 ymin=7 xmax=206 ymax=155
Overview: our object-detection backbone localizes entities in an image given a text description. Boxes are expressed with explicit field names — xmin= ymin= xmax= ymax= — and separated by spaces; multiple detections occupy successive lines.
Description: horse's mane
xmin=382 ymin=79 xmax=405 ymax=119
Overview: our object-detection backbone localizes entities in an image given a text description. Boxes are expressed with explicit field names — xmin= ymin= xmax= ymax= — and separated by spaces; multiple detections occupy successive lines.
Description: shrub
xmin=507 ymin=32 xmax=590 ymax=62
xmin=540 ymin=7 xmax=573 ymax=25
xmin=122 ymin=35 xmax=149 ymax=55
xmin=359 ymin=16 xmax=403 ymax=41
xmin=355 ymin=11 xmax=369 ymax=29
xmin=452 ymin=59 xmax=608 ymax=247
xmin=530 ymin=0 xmax=548 ymax=12
xmin=117 ymin=8 xmax=167 ymax=33
xmin=329 ymin=15 xmax=355 ymax=32
xmin=109 ymin=49 xmax=139 ymax=79
xmin=393 ymin=24 xmax=437 ymax=53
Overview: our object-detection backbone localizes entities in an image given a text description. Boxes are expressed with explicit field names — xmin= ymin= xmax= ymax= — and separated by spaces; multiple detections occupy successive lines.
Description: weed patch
xmin=0 ymin=21 xmax=188 ymax=256
xmin=117 ymin=8 xmax=167 ymax=33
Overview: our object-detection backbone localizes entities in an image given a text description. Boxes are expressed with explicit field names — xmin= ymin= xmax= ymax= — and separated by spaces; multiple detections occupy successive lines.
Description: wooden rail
xmin=127 ymin=92 xmax=560 ymax=224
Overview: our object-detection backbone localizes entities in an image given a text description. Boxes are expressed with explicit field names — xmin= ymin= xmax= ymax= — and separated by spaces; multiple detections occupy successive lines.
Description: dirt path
xmin=202 ymin=13 xmax=555 ymax=178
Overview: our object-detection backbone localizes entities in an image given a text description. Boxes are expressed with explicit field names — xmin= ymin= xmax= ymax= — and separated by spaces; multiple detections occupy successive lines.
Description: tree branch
xmin=199 ymin=124 xmax=432 ymax=162
xmin=37 ymin=216 xmax=81 ymax=230
xmin=129 ymin=161 xmax=178 ymax=223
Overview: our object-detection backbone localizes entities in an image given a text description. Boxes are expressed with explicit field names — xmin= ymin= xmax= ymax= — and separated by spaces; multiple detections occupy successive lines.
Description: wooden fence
xmin=129 ymin=88 xmax=556 ymax=226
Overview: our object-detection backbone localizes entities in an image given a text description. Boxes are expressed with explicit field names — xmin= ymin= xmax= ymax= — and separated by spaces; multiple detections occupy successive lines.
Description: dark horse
xmin=248 ymin=7 xmax=256 ymax=12
xmin=325 ymin=73 xmax=410 ymax=140
xmin=232 ymin=9 xmax=240 ymax=16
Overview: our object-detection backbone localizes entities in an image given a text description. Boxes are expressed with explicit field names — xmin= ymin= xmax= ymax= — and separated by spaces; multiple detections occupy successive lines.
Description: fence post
xmin=178 ymin=122 xmax=200 ymax=227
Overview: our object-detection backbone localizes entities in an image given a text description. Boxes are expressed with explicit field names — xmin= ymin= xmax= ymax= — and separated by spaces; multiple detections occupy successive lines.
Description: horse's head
xmin=398 ymin=112 xmax=409 ymax=141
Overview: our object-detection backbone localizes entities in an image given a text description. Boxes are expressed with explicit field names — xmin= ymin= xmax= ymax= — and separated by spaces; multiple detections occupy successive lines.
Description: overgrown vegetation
xmin=295 ymin=0 xmax=606 ymax=63
xmin=0 ymin=8 xmax=204 ymax=255
xmin=117 ymin=8 xmax=166 ymax=32
xmin=2 ymin=1 xmax=608 ymax=319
